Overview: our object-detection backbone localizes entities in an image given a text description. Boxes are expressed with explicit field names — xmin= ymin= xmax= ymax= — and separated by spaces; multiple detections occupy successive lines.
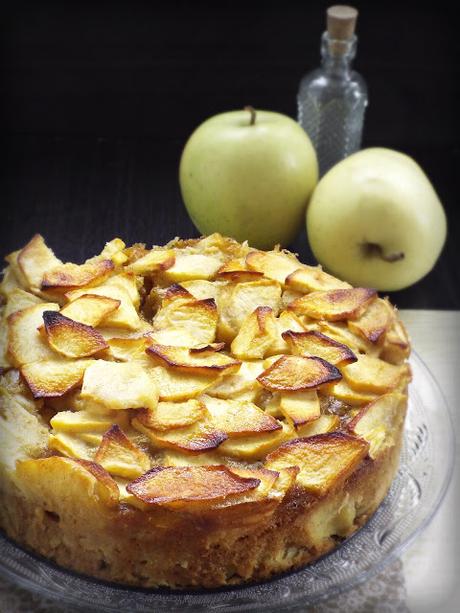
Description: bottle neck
xmin=320 ymin=32 xmax=357 ymax=78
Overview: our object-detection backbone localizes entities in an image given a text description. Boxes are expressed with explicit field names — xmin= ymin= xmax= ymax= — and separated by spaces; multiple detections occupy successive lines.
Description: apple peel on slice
xmin=265 ymin=432 xmax=369 ymax=496
xmin=126 ymin=465 xmax=260 ymax=509
xmin=288 ymin=288 xmax=377 ymax=321
xmin=257 ymin=355 xmax=342 ymax=392
xmin=282 ymin=330 xmax=357 ymax=366
xmin=42 ymin=311 xmax=108 ymax=358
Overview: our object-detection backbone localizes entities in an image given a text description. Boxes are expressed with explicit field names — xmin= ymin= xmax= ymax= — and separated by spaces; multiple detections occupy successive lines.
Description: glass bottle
xmin=297 ymin=5 xmax=368 ymax=176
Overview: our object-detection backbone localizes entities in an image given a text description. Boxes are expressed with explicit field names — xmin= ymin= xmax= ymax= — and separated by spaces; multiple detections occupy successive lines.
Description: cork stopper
xmin=327 ymin=5 xmax=358 ymax=40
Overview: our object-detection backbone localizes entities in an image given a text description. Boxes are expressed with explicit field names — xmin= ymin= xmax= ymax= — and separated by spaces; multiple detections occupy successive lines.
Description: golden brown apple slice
xmin=216 ymin=258 xmax=264 ymax=282
xmin=81 ymin=360 xmax=159 ymax=410
xmin=106 ymin=336 xmax=152 ymax=361
xmin=146 ymin=365 xmax=220 ymax=401
xmin=217 ymin=279 xmax=282 ymax=342
xmin=42 ymin=259 xmax=114 ymax=292
xmin=342 ymin=354 xmax=411 ymax=394
xmin=7 ymin=303 xmax=59 ymax=366
xmin=216 ymin=421 xmax=294 ymax=460
xmin=330 ymin=380 xmax=379 ymax=406
xmin=16 ymin=456 xmax=119 ymax=508
xmin=267 ymin=310 xmax=306 ymax=355
xmin=50 ymin=410 xmax=114 ymax=433
xmin=289 ymin=288 xmax=377 ymax=321
xmin=245 ymin=250 xmax=301 ymax=285
xmin=181 ymin=279 xmax=223 ymax=302
xmin=48 ymin=430 xmax=95 ymax=460
xmin=135 ymin=399 xmax=206 ymax=431
xmin=21 ymin=358 xmax=92 ymax=398
xmin=4 ymin=288 xmax=43 ymax=319
xmin=153 ymin=296 xmax=219 ymax=345
xmin=205 ymin=360 xmax=265 ymax=399
xmin=65 ymin=283 xmax=141 ymax=331
xmin=146 ymin=344 xmax=241 ymax=376
xmin=265 ymin=432 xmax=369 ymax=496
xmin=161 ymin=253 xmax=223 ymax=282
xmin=189 ymin=342 xmax=226 ymax=354
xmin=42 ymin=311 xmax=108 ymax=358
xmin=348 ymin=392 xmax=407 ymax=458
xmin=126 ymin=249 xmax=175 ymax=275
xmin=285 ymin=266 xmax=351 ymax=293
xmin=131 ymin=415 xmax=228 ymax=453
xmin=282 ymin=330 xmax=357 ymax=366
xmin=16 ymin=234 xmax=63 ymax=292
xmin=296 ymin=414 xmax=340 ymax=437
xmin=94 ymin=424 xmax=151 ymax=479
xmin=278 ymin=390 xmax=321 ymax=428
xmin=97 ymin=237 xmax=128 ymax=267
xmin=60 ymin=293 xmax=121 ymax=327
xmin=202 ymin=395 xmax=282 ymax=437
xmin=348 ymin=298 xmax=395 ymax=344
xmin=257 ymin=355 xmax=342 ymax=392
xmin=126 ymin=465 xmax=260 ymax=509
xmin=231 ymin=306 xmax=278 ymax=360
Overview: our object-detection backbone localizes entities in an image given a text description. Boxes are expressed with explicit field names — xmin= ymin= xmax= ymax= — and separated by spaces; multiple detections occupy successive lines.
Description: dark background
xmin=1 ymin=0 xmax=459 ymax=308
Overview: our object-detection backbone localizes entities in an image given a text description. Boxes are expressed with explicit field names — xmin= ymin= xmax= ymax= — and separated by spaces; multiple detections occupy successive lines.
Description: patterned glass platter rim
xmin=0 ymin=351 xmax=455 ymax=612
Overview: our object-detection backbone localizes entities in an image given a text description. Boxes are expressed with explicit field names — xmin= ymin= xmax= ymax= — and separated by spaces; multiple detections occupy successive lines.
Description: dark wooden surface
xmin=1 ymin=1 xmax=459 ymax=308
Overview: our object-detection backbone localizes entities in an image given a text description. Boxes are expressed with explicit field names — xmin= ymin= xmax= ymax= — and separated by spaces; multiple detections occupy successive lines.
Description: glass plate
xmin=0 ymin=352 xmax=455 ymax=612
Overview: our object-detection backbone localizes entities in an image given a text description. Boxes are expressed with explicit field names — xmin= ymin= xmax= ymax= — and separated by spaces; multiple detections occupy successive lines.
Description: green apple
xmin=179 ymin=107 xmax=318 ymax=249
xmin=306 ymin=148 xmax=447 ymax=291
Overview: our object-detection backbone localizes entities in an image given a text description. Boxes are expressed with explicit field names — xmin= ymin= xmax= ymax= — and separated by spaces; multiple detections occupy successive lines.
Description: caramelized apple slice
xmin=126 ymin=465 xmax=260 ymax=509
xmin=17 ymin=234 xmax=63 ymax=292
xmin=278 ymin=389 xmax=321 ymax=428
xmin=81 ymin=360 xmax=158 ymax=410
xmin=3 ymin=288 xmax=43 ymax=319
xmin=348 ymin=298 xmax=395 ymax=344
xmin=66 ymin=283 xmax=141 ymax=331
xmin=153 ymin=296 xmax=218 ymax=345
xmin=146 ymin=344 xmax=240 ymax=376
xmin=257 ymin=355 xmax=341 ymax=392
xmin=7 ymin=303 xmax=59 ymax=366
xmin=146 ymin=365 xmax=219 ymax=401
xmin=265 ymin=432 xmax=369 ymax=496
xmin=60 ymin=293 xmax=121 ymax=327
xmin=42 ymin=259 xmax=114 ymax=292
xmin=282 ymin=330 xmax=357 ymax=366
xmin=94 ymin=425 xmax=151 ymax=479
xmin=216 ymin=259 xmax=264 ymax=282
xmin=21 ymin=358 xmax=92 ymax=398
xmin=296 ymin=414 xmax=340 ymax=437
xmin=218 ymin=280 xmax=282 ymax=342
xmin=246 ymin=250 xmax=301 ymax=285
xmin=318 ymin=321 xmax=381 ymax=357
xmin=16 ymin=456 xmax=119 ymax=508
xmin=42 ymin=311 xmax=108 ymax=358
xmin=379 ymin=319 xmax=411 ymax=365
xmin=217 ymin=421 xmax=293 ymax=460
xmin=135 ymin=399 xmax=206 ymax=431
xmin=126 ymin=249 xmax=175 ymax=275
xmin=268 ymin=310 xmax=306 ymax=355
xmin=330 ymin=380 xmax=380 ymax=406
xmin=342 ymin=354 xmax=411 ymax=394
xmin=48 ymin=430 xmax=95 ymax=460
xmin=202 ymin=395 xmax=281 ymax=437
xmin=289 ymin=288 xmax=377 ymax=321
xmin=231 ymin=306 xmax=278 ymax=360
xmin=133 ymin=415 xmax=227 ymax=453
xmin=162 ymin=253 xmax=223 ymax=282
xmin=285 ymin=266 xmax=351 ymax=293
xmin=348 ymin=392 xmax=407 ymax=458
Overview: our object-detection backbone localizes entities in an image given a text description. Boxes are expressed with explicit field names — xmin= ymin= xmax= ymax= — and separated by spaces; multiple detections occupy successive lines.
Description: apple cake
xmin=0 ymin=233 xmax=411 ymax=588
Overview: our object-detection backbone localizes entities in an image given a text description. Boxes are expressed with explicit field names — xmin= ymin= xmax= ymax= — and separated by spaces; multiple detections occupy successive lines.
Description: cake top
xmin=0 ymin=233 xmax=410 ymax=514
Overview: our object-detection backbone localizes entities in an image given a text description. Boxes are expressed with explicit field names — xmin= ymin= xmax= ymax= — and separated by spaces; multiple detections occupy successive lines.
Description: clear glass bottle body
xmin=298 ymin=32 xmax=368 ymax=176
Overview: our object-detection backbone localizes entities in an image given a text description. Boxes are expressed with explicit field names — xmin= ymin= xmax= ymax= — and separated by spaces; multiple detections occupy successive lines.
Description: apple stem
xmin=362 ymin=242 xmax=405 ymax=263
xmin=244 ymin=106 xmax=257 ymax=126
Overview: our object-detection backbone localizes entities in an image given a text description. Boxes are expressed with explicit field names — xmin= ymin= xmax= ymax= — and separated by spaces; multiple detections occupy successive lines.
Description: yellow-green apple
xmin=179 ymin=107 xmax=318 ymax=249
xmin=306 ymin=148 xmax=447 ymax=291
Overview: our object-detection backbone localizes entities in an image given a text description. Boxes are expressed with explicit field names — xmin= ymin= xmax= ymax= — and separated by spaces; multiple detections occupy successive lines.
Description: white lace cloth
xmin=0 ymin=559 xmax=408 ymax=613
